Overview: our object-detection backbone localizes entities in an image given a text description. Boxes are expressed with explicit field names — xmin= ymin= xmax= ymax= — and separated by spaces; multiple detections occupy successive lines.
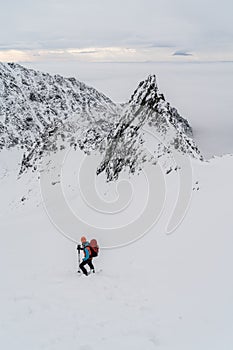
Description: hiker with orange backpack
xmin=77 ymin=236 xmax=99 ymax=276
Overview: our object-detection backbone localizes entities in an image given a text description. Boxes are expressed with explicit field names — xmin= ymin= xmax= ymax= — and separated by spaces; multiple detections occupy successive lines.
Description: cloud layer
xmin=0 ymin=0 xmax=233 ymax=63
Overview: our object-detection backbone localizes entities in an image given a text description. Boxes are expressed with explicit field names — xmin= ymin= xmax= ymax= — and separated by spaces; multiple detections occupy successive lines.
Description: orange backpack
xmin=89 ymin=239 xmax=99 ymax=257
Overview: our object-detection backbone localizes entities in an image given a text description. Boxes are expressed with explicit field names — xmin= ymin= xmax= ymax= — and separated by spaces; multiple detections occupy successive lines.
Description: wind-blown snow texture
xmin=0 ymin=63 xmax=202 ymax=180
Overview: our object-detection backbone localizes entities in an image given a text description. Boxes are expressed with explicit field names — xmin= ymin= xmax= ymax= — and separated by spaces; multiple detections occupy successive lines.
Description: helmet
xmin=81 ymin=236 xmax=87 ymax=243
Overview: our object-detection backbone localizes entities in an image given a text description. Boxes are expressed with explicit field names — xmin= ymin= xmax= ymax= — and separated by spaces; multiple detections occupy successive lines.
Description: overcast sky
xmin=0 ymin=0 xmax=233 ymax=156
xmin=0 ymin=0 xmax=233 ymax=63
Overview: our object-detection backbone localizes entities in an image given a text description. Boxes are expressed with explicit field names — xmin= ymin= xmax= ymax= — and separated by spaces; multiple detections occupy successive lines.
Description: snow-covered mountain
xmin=0 ymin=63 xmax=202 ymax=179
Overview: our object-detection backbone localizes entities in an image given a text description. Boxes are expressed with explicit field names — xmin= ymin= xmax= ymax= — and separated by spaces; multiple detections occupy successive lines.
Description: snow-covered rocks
xmin=0 ymin=63 xmax=202 ymax=180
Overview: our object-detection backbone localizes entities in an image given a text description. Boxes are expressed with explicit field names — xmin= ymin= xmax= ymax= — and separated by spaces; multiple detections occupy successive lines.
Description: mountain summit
xmin=97 ymin=74 xmax=202 ymax=180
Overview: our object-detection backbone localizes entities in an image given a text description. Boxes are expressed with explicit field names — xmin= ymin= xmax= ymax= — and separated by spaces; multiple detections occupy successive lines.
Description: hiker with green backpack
xmin=77 ymin=236 xmax=99 ymax=276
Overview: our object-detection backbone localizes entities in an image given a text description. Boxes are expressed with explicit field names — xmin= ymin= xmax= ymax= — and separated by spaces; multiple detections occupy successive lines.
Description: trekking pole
xmin=77 ymin=246 xmax=81 ymax=273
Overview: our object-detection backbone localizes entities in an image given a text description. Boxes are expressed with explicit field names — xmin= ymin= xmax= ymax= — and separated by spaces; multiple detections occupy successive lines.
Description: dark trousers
xmin=79 ymin=259 xmax=94 ymax=275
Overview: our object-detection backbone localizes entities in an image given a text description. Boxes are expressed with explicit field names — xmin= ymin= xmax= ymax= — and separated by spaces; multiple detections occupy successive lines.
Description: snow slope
xmin=0 ymin=148 xmax=233 ymax=350
xmin=0 ymin=64 xmax=232 ymax=349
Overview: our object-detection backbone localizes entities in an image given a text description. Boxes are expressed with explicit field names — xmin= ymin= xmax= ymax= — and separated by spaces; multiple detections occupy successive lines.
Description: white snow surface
xmin=0 ymin=147 xmax=233 ymax=349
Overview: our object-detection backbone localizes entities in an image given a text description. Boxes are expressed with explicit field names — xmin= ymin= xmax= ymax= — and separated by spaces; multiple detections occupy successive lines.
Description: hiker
xmin=77 ymin=236 xmax=99 ymax=276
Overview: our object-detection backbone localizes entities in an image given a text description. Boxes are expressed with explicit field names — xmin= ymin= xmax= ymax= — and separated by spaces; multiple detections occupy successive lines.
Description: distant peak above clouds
xmin=173 ymin=50 xmax=193 ymax=57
